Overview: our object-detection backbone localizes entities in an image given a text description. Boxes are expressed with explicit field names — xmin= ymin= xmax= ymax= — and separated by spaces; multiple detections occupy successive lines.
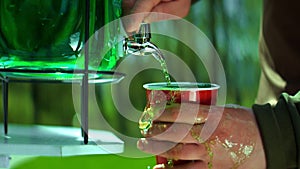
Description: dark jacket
xmin=253 ymin=92 xmax=300 ymax=169
xmin=262 ymin=0 xmax=300 ymax=94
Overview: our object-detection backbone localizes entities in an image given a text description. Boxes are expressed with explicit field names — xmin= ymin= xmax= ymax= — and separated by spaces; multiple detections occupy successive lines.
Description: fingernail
xmin=137 ymin=138 xmax=148 ymax=150
xmin=153 ymin=164 xmax=165 ymax=169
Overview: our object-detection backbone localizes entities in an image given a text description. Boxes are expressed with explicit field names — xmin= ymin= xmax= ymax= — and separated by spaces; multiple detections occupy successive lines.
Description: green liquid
xmin=0 ymin=0 xmax=122 ymax=81
xmin=139 ymin=107 xmax=155 ymax=133
xmin=139 ymin=45 xmax=172 ymax=132
xmin=151 ymin=47 xmax=171 ymax=86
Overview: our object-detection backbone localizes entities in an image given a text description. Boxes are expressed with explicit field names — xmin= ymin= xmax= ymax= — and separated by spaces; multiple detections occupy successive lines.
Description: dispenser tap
xmin=123 ymin=23 xmax=154 ymax=55
xmin=132 ymin=22 xmax=151 ymax=44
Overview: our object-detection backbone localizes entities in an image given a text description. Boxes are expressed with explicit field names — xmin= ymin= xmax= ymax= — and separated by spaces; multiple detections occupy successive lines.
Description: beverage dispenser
xmin=0 ymin=0 xmax=138 ymax=145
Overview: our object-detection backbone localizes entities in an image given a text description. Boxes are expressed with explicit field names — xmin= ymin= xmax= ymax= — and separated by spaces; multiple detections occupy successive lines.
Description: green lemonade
xmin=0 ymin=0 xmax=122 ymax=81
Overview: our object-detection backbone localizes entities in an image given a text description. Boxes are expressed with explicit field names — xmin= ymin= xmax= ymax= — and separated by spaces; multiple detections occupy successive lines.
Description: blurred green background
xmin=0 ymin=0 xmax=262 ymax=168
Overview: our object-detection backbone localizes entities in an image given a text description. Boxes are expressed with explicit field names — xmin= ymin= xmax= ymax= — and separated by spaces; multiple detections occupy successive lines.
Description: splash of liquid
xmin=139 ymin=42 xmax=172 ymax=132
xmin=139 ymin=107 xmax=154 ymax=134
xmin=215 ymin=136 xmax=255 ymax=168
xmin=205 ymin=142 xmax=214 ymax=169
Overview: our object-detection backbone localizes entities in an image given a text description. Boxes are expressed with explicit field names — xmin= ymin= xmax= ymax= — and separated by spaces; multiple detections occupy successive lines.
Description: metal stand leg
xmin=81 ymin=75 xmax=88 ymax=144
xmin=2 ymin=78 xmax=8 ymax=135
xmin=81 ymin=0 xmax=90 ymax=145
xmin=0 ymin=155 xmax=10 ymax=168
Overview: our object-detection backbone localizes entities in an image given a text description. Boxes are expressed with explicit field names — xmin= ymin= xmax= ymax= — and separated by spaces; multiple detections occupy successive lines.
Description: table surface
xmin=0 ymin=124 xmax=124 ymax=157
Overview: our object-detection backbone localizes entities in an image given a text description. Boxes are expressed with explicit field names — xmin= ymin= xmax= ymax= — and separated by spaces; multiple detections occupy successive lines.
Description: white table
xmin=0 ymin=124 xmax=124 ymax=168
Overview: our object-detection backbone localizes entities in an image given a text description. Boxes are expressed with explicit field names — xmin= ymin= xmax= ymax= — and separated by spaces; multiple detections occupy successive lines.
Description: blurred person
xmin=122 ymin=0 xmax=300 ymax=168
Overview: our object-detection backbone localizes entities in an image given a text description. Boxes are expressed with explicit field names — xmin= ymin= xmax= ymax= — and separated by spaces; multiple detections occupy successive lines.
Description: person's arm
xmin=253 ymin=92 xmax=300 ymax=169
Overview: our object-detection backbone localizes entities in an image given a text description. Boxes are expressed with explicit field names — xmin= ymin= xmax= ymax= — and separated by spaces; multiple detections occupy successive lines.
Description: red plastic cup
xmin=142 ymin=82 xmax=220 ymax=167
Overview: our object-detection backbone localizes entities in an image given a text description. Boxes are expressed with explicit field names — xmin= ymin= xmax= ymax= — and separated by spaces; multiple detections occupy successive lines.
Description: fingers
xmin=142 ymin=122 xmax=204 ymax=143
xmin=131 ymin=0 xmax=161 ymax=14
xmin=123 ymin=0 xmax=162 ymax=33
xmin=144 ymin=0 xmax=192 ymax=23
xmin=151 ymin=103 xmax=226 ymax=143
xmin=122 ymin=0 xmax=192 ymax=33
xmin=152 ymin=103 xmax=210 ymax=124
xmin=122 ymin=0 xmax=137 ymax=16
xmin=137 ymin=139 xmax=209 ymax=161
xmin=140 ymin=104 xmax=225 ymax=144
xmin=153 ymin=160 xmax=209 ymax=169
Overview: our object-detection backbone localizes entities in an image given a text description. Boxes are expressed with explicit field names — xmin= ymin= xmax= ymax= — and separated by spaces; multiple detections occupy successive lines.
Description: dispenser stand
xmin=2 ymin=78 xmax=8 ymax=136
xmin=0 ymin=72 xmax=124 ymax=168
xmin=81 ymin=0 xmax=90 ymax=145
xmin=0 ymin=155 xmax=9 ymax=168
xmin=1 ymin=75 xmax=90 ymax=144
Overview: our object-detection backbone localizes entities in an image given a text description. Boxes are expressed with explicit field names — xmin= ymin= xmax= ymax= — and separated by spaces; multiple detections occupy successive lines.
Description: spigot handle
xmin=133 ymin=23 xmax=151 ymax=44
xmin=123 ymin=23 xmax=152 ymax=55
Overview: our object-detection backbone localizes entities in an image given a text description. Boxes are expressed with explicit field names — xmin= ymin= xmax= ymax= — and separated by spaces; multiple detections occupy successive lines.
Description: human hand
xmin=137 ymin=104 xmax=266 ymax=169
xmin=122 ymin=0 xmax=192 ymax=33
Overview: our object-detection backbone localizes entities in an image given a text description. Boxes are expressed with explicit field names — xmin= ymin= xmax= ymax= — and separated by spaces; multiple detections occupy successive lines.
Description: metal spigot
xmin=123 ymin=23 xmax=153 ymax=55
xmin=132 ymin=22 xmax=151 ymax=44
xmin=122 ymin=22 xmax=165 ymax=66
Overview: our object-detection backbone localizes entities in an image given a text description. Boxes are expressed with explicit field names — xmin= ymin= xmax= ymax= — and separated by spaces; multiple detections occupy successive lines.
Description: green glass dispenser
xmin=0 ymin=0 xmax=124 ymax=81
xmin=0 ymin=0 xmax=125 ymax=144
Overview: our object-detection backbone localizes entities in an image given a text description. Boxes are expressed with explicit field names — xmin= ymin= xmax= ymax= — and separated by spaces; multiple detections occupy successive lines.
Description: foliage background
xmin=0 ymin=0 xmax=262 ymax=168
